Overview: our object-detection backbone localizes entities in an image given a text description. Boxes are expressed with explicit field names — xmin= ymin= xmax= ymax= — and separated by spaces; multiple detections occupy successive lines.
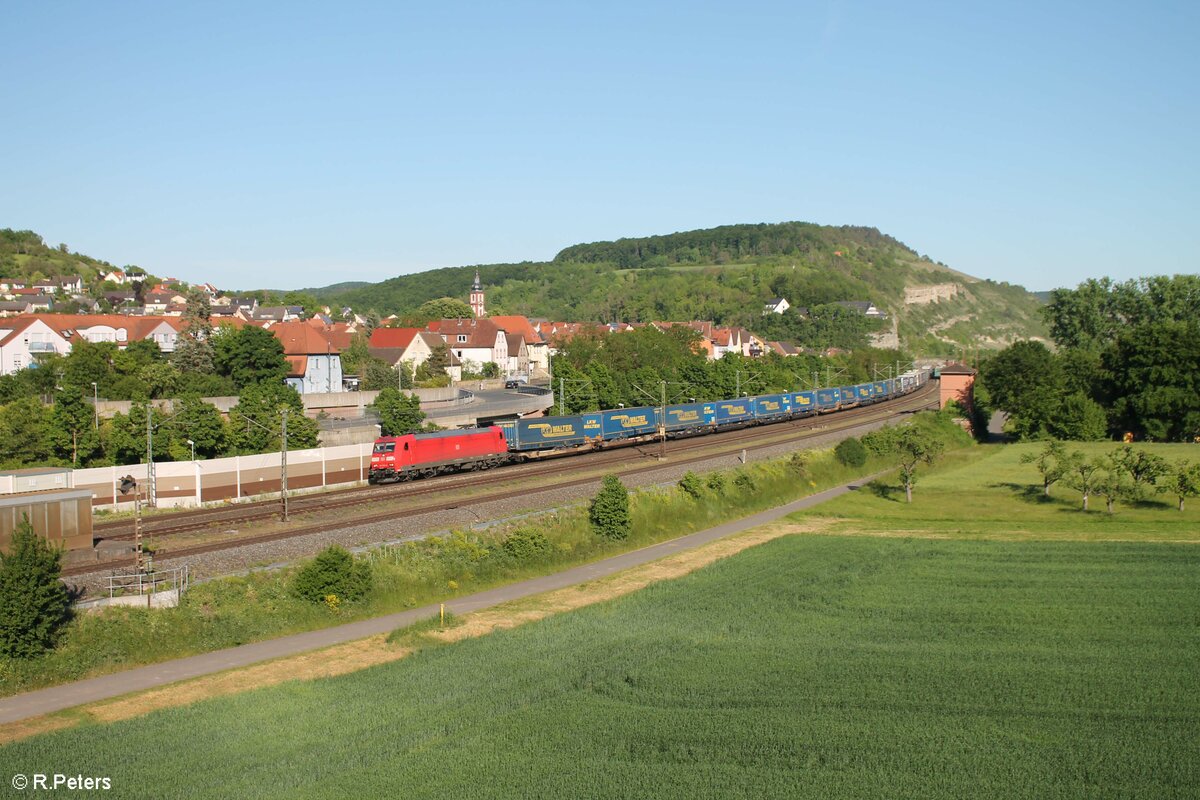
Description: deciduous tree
xmin=895 ymin=426 xmax=944 ymax=503
xmin=371 ymin=387 xmax=426 ymax=436
xmin=1020 ymin=439 xmax=1069 ymax=497
xmin=1163 ymin=460 xmax=1200 ymax=511
xmin=213 ymin=325 xmax=288 ymax=390
xmin=0 ymin=518 xmax=72 ymax=658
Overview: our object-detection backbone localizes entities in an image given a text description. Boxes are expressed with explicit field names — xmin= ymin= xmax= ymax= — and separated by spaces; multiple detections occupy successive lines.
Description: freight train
xmin=368 ymin=372 xmax=926 ymax=484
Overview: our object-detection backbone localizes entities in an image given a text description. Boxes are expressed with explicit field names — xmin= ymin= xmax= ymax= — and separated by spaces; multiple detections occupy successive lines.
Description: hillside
xmin=310 ymin=222 xmax=1048 ymax=355
xmin=0 ymin=229 xmax=123 ymax=284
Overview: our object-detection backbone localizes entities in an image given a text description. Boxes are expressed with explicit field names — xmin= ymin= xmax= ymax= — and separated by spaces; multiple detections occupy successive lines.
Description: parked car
xmin=504 ymin=378 xmax=526 ymax=389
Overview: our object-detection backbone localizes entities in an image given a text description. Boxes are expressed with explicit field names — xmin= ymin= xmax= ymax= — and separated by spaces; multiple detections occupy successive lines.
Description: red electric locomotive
xmin=368 ymin=427 xmax=508 ymax=484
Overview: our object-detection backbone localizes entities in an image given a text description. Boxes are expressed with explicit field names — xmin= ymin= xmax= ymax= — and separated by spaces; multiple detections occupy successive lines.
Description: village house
xmin=0 ymin=317 xmax=73 ymax=374
xmin=270 ymin=320 xmax=343 ymax=394
xmin=505 ymin=333 xmax=529 ymax=377
xmin=428 ymin=318 xmax=507 ymax=374
xmin=0 ymin=301 xmax=34 ymax=318
xmin=836 ymin=300 xmax=887 ymax=319
xmin=763 ymin=297 xmax=790 ymax=315
xmin=490 ymin=315 xmax=549 ymax=375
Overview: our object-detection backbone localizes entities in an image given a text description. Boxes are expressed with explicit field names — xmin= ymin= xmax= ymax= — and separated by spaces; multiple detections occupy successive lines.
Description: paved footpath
xmin=0 ymin=477 xmax=873 ymax=725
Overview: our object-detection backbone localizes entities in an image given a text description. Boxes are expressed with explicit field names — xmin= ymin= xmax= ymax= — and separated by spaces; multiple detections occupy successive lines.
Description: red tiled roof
xmin=489 ymin=315 xmax=539 ymax=343
xmin=369 ymin=327 xmax=420 ymax=349
xmin=430 ymin=318 xmax=502 ymax=348
xmin=285 ymin=355 xmax=308 ymax=378
xmin=270 ymin=320 xmax=341 ymax=356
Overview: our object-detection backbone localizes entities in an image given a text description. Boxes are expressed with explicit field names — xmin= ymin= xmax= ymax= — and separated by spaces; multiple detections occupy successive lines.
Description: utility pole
xmin=91 ymin=382 xmax=98 ymax=430
xmin=559 ymin=377 xmax=565 ymax=416
xmin=659 ymin=380 xmax=667 ymax=461
xmin=280 ymin=408 xmax=289 ymax=522
xmin=145 ymin=406 xmax=156 ymax=507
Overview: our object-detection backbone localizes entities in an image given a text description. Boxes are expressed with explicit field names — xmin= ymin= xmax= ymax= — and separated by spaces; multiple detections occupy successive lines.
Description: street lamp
xmin=186 ymin=439 xmax=195 ymax=461
xmin=90 ymin=382 xmax=98 ymax=429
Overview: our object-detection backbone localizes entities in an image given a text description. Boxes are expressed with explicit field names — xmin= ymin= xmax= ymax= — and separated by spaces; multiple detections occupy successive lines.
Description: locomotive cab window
xmin=404 ymin=442 xmax=409 ymax=450
xmin=373 ymin=442 xmax=396 ymax=454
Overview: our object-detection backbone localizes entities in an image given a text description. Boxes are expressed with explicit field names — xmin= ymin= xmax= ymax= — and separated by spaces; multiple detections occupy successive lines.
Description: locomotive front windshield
xmin=372 ymin=442 xmax=396 ymax=454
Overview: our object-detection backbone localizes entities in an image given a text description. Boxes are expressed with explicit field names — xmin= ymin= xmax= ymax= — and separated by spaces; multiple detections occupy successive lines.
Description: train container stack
xmin=501 ymin=414 xmax=603 ymax=452
xmin=816 ymin=387 xmax=841 ymax=412
xmin=663 ymin=402 xmax=716 ymax=434
xmin=714 ymin=397 xmax=755 ymax=428
xmin=791 ymin=391 xmax=817 ymax=416
xmin=600 ymin=407 xmax=660 ymax=440
xmin=753 ymin=393 xmax=792 ymax=423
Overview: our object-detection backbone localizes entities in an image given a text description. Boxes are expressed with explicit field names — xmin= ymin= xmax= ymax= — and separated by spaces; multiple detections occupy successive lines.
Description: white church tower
xmin=469 ymin=269 xmax=486 ymax=317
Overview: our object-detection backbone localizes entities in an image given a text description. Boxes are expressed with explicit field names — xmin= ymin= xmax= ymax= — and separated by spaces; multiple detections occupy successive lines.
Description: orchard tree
xmin=589 ymin=475 xmax=631 ymax=540
xmin=1095 ymin=459 xmax=1133 ymax=515
xmin=1064 ymin=454 xmax=1102 ymax=511
xmin=1020 ymin=439 xmax=1069 ymax=497
xmin=1163 ymin=460 xmax=1200 ymax=511
xmin=895 ymin=426 xmax=944 ymax=503
xmin=0 ymin=518 xmax=72 ymax=658
xmin=1109 ymin=445 xmax=1170 ymax=500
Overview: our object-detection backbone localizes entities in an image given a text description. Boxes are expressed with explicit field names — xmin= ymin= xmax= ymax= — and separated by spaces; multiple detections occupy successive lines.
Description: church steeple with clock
xmin=469 ymin=269 xmax=486 ymax=317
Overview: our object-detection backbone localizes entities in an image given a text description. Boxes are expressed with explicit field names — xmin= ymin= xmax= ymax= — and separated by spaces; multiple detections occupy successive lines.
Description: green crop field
xmin=3 ymin=529 xmax=1197 ymax=798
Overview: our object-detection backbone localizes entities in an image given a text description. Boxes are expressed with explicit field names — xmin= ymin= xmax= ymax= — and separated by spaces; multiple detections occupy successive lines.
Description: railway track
xmin=70 ymin=384 xmax=936 ymax=577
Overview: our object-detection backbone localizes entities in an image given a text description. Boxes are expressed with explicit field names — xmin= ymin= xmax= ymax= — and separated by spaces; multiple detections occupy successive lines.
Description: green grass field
xmin=3 ymin=530 xmax=1197 ymax=798
xmin=802 ymin=442 xmax=1200 ymax=541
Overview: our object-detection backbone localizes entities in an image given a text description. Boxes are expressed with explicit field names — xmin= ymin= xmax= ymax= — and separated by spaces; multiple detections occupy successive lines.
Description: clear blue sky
xmin=2 ymin=1 xmax=1197 ymax=292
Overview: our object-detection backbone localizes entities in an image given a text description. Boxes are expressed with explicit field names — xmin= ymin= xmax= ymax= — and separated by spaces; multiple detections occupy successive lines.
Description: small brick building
xmin=938 ymin=362 xmax=977 ymax=412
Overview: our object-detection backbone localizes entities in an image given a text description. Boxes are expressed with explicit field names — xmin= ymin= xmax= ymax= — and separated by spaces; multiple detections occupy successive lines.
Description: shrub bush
xmin=678 ymin=472 xmax=704 ymax=500
xmin=502 ymin=528 xmax=552 ymax=561
xmin=788 ymin=451 xmax=810 ymax=477
xmin=292 ymin=545 xmax=373 ymax=604
xmin=707 ymin=472 xmax=727 ymax=494
xmin=733 ymin=471 xmax=756 ymax=492
xmin=835 ymin=437 xmax=868 ymax=468
xmin=861 ymin=426 xmax=901 ymax=456
xmin=589 ymin=475 xmax=631 ymax=540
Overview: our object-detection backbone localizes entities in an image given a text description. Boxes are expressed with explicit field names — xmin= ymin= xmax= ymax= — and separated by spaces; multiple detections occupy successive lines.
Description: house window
xmin=457 ymin=335 xmax=468 ymax=343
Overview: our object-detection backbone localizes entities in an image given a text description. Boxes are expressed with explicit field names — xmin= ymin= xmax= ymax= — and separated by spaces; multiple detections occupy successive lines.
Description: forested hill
xmin=310 ymin=221 xmax=1047 ymax=355
xmin=553 ymin=222 xmax=910 ymax=268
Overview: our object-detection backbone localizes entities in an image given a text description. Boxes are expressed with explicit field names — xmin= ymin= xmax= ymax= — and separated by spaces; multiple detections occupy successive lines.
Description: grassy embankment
xmin=0 ymin=414 xmax=971 ymax=698
xmin=2 ymin=457 xmax=1196 ymax=797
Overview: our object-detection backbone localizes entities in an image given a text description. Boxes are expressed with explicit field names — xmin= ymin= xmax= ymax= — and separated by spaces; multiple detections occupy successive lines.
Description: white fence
xmin=74 ymin=442 xmax=376 ymax=511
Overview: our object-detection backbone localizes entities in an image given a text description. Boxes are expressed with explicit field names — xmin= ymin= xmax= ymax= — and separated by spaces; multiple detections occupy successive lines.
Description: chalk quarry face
xmin=904 ymin=283 xmax=960 ymax=305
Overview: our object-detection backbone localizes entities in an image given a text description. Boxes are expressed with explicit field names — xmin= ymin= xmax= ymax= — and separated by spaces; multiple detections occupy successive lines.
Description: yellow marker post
xmin=440 ymin=603 xmax=445 ymax=628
